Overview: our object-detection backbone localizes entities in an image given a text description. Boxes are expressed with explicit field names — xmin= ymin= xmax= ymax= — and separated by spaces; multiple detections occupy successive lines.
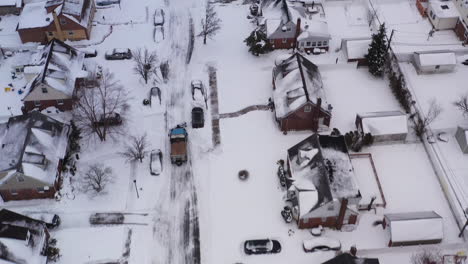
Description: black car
xmin=105 ymin=48 xmax=132 ymax=60
xmin=191 ymin=107 xmax=204 ymax=128
xmin=244 ymin=239 xmax=281 ymax=255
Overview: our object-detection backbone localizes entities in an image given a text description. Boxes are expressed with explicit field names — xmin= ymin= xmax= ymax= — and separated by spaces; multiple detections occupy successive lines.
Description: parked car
xmin=303 ymin=237 xmax=341 ymax=252
xmin=154 ymin=25 xmax=164 ymax=43
xmin=96 ymin=0 xmax=120 ymax=6
xmin=191 ymin=80 xmax=207 ymax=107
xmin=89 ymin=213 xmax=124 ymax=225
xmin=81 ymin=48 xmax=97 ymax=58
xmin=154 ymin=8 xmax=165 ymax=26
xmin=244 ymin=239 xmax=281 ymax=255
xmin=105 ymin=48 xmax=132 ymax=60
xmin=169 ymin=125 xmax=188 ymax=166
xmin=94 ymin=113 xmax=122 ymax=126
xmin=150 ymin=149 xmax=163 ymax=175
xmin=191 ymin=107 xmax=204 ymax=128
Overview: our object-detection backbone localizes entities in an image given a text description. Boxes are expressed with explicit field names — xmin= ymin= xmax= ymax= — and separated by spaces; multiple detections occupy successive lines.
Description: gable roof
xmin=323 ymin=253 xmax=380 ymax=264
xmin=273 ymin=53 xmax=329 ymax=119
xmin=0 ymin=112 xmax=69 ymax=185
xmin=287 ymin=134 xmax=359 ymax=216
xmin=23 ymin=38 xmax=87 ymax=100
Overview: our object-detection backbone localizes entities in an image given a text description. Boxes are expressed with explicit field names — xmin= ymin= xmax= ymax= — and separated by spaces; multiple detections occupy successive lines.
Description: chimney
xmin=295 ymin=18 xmax=302 ymax=39
xmin=316 ymin=97 xmax=322 ymax=108
xmin=350 ymin=246 xmax=357 ymax=256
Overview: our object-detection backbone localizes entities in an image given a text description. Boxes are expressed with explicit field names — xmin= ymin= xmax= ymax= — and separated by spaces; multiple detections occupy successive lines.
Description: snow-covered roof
xmin=416 ymin=51 xmax=456 ymax=66
xmin=287 ymin=134 xmax=359 ymax=216
xmin=62 ymin=0 xmax=85 ymax=18
xmin=23 ymin=39 xmax=86 ymax=99
xmin=385 ymin=211 xmax=443 ymax=243
xmin=429 ymin=1 xmax=459 ymax=18
xmin=18 ymin=1 xmax=57 ymax=30
xmin=357 ymin=111 xmax=408 ymax=136
xmin=0 ymin=112 xmax=69 ymax=186
xmin=297 ymin=20 xmax=330 ymax=40
xmin=0 ymin=0 xmax=21 ymax=7
xmin=273 ymin=53 xmax=328 ymax=119
xmin=266 ymin=19 xmax=281 ymax=37
xmin=343 ymin=38 xmax=372 ymax=60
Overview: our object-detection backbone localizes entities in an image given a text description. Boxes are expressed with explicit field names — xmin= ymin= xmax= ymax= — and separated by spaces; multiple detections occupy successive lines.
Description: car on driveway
xmin=154 ymin=8 xmax=165 ymax=26
xmin=191 ymin=80 xmax=207 ymax=107
xmin=191 ymin=107 xmax=204 ymax=128
xmin=150 ymin=149 xmax=163 ymax=176
xmin=303 ymin=237 xmax=341 ymax=252
xmin=105 ymin=48 xmax=132 ymax=60
xmin=244 ymin=239 xmax=281 ymax=255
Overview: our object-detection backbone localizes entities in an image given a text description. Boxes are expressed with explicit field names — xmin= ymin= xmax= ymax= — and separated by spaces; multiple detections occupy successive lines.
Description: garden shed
xmin=384 ymin=211 xmax=443 ymax=247
xmin=413 ymin=51 xmax=456 ymax=74
xmin=355 ymin=111 xmax=408 ymax=142
xmin=341 ymin=37 xmax=372 ymax=66
xmin=455 ymin=126 xmax=468 ymax=153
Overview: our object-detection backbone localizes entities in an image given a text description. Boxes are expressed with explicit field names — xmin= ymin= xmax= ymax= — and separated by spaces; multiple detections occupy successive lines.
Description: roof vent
xmin=282 ymin=25 xmax=287 ymax=32
xmin=46 ymin=17 xmax=51 ymax=22
xmin=441 ymin=5 xmax=449 ymax=10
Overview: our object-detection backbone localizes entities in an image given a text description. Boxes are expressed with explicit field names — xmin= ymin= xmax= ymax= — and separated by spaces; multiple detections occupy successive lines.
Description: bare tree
xmin=73 ymin=69 xmax=129 ymax=142
xmin=198 ymin=2 xmax=221 ymax=44
xmin=454 ymin=94 xmax=468 ymax=117
xmin=119 ymin=134 xmax=150 ymax=163
xmin=80 ymin=163 xmax=114 ymax=193
xmin=410 ymin=248 xmax=442 ymax=264
xmin=414 ymin=99 xmax=442 ymax=138
xmin=133 ymin=48 xmax=158 ymax=84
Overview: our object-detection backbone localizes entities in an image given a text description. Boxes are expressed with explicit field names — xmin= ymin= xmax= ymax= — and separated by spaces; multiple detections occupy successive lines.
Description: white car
xmin=191 ymin=80 xmax=207 ymax=107
xmin=150 ymin=149 xmax=163 ymax=176
xmin=303 ymin=237 xmax=341 ymax=252
xmin=154 ymin=8 xmax=165 ymax=26
xmin=154 ymin=26 xmax=164 ymax=43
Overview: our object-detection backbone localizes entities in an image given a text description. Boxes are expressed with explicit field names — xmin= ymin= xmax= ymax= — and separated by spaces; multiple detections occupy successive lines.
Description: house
xmin=265 ymin=0 xmax=331 ymax=52
xmin=323 ymin=253 xmax=380 ymax=264
xmin=455 ymin=126 xmax=468 ymax=153
xmin=272 ymin=53 xmax=332 ymax=132
xmin=427 ymin=1 xmax=459 ymax=30
xmin=17 ymin=0 xmax=95 ymax=44
xmin=0 ymin=0 xmax=22 ymax=15
xmin=355 ymin=111 xmax=408 ymax=142
xmin=341 ymin=37 xmax=372 ymax=66
xmin=21 ymin=38 xmax=88 ymax=112
xmin=0 ymin=209 xmax=50 ymax=264
xmin=454 ymin=0 xmax=468 ymax=42
xmin=0 ymin=111 xmax=70 ymax=201
xmin=383 ymin=211 xmax=443 ymax=247
xmin=413 ymin=51 xmax=456 ymax=74
xmin=286 ymin=134 xmax=361 ymax=229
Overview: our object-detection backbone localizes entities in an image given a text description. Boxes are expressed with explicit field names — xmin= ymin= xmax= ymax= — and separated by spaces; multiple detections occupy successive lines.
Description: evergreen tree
xmin=244 ymin=28 xmax=273 ymax=56
xmin=366 ymin=23 xmax=388 ymax=77
xmin=69 ymin=120 xmax=82 ymax=154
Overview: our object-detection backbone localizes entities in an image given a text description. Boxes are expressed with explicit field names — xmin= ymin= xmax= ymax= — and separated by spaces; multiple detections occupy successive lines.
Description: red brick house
xmin=286 ymin=134 xmax=361 ymax=229
xmin=17 ymin=0 xmax=95 ymax=44
xmin=21 ymin=38 xmax=88 ymax=112
xmin=0 ymin=112 xmax=70 ymax=201
xmin=272 ymin=52 xmax=332 ymax=132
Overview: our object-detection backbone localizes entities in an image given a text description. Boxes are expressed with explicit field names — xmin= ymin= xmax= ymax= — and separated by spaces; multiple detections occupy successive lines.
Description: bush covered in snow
xmin=344 ymin=131 xmax=373 ymax=152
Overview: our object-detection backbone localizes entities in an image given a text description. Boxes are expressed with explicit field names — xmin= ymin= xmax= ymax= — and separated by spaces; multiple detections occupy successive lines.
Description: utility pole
xmin=133 ymin=179 xmax=139 ymax=199
xmin=458 ymin=208 xmax=468 ymax=237
xmin=386 ymin=29 xmax=395 ymax=51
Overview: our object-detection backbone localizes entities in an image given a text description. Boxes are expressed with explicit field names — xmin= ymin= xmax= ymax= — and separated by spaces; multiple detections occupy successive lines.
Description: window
xmin=47 ymin=31 xmax=54 ymax=37
xmin=57 ymin=99 xmax=64 ymax=105
xmin=282 ymin=38 xmax=287 ymax=43
xmin=323 ymin=41 xmax=328 ymax=46
xmin=42 ymin=87 xmax=48 ymax=93
xmin=60 ymin=18 xmax=67 ymax=25
xmin=435 ymin=65 xmax=441 ymax=69
xmin=36 ymin=187 xmax=44 ymax=193
xmin=10 ymin=189 xmax=18 ymax=195
xmin=17 ymin=176 xmax=24 ymax=182
xmin=68 ymin=31 xmax=74 ymax=36
xmin=317 ymin=41 xmax=322 ymax=47
xmin=304 ymin=105 xmax=312 ymax=112
xmin=306 ymin=41 xmax=311 ymax=47
xmin=34 ymin=101 xmax=41 ymax=106
xmin=270 ymin=39 xmax=274 ymax=44
xmin=311 ymin=42 xmax=317 ymax=47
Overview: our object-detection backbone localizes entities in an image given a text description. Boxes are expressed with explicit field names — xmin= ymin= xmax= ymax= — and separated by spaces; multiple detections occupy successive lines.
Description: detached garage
xmin=355 ymin=111 xmax=408 ymax=142
xmin=384 ymin=211 xmax=443 ymax=247
xmin=427 ymin=1 xmax=459 ymax=30
xmin=413 ymin=51 xmax=456 ymax=74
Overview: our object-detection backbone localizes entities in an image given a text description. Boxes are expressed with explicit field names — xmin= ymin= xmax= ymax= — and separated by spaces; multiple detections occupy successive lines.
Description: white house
xmin=413 ymin=51 xmax=456 ymax=73
xmin=384 ymin=211 xmax=443 ymax=247
xmin=427 ymin=1 xmax=459 ymax=30
xmin=355 ymin=111 xmax=408 ymax=142
xmin=296 ymin=20 xmax=331 ymax=53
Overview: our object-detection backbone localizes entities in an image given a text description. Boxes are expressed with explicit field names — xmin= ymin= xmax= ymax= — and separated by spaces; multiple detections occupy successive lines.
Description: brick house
xmin=454 ymin=0 xmax=468 ymax=42
xmin=286 ymin=134 xmax=361 ymax=229
xmin=21 ymin=38 xmax=88 ymax=112
xmin=0 ymin=0 xmax=22 ymax=15
xmin=17 ymin=0 xmax=95 ymax=44
xmin=0 ymin=111 xmax=70 ymax=201
xmin=272 ymin=52 xmax=332 ymax=132
xmin=0 ymin=209 xmax=50 ymax=263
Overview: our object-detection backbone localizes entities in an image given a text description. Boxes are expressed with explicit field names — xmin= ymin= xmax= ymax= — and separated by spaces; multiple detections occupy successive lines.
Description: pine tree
xmin=366 ymin=23 xmax=388 ymax=77
xmin=244 ymin=28 xmax=273 ymax=56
